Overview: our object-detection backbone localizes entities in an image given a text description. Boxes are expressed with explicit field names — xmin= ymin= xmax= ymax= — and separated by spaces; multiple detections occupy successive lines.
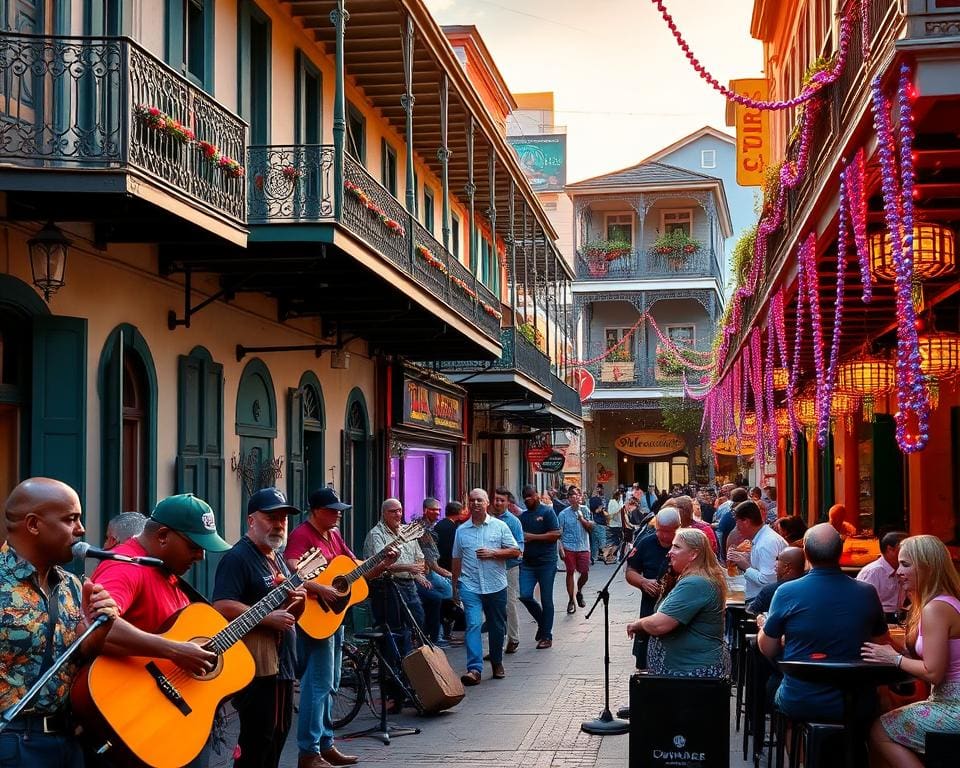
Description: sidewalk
xmin=213 ymin=565 xmax=752 ymax=767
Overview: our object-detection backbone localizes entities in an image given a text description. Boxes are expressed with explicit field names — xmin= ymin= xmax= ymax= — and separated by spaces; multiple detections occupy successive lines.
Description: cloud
xmin=424 ymin=0 xmax=457 ymax=11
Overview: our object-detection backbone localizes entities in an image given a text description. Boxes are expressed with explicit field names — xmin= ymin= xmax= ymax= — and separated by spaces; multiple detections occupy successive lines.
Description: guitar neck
xmin=209 ymin=575 xmax=303 ymax=653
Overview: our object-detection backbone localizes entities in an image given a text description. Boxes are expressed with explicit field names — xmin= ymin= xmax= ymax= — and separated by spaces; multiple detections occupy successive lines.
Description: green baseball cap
xmin=150 ymin=494 xmax=231 ymax=552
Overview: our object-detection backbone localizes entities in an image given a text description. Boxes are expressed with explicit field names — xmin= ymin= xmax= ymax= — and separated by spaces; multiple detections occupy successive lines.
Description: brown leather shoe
xmin=505 ymin=640 xmax=519 ymax=654
xmin=536 ymin=639 xmax=552 ymax=649
xmin=321 ymin=747 xmax=359 ymax=766
xmin=298 ymin=755 xmax=334 ymax=768
xmin=461 ymin=669 xmax=481 ymax=685
xmin=491 ymin=662 xmax=506 ymax=679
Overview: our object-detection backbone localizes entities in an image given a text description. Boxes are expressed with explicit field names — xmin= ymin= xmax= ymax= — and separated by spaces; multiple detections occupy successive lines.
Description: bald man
xmin=748 ymin=546 xmax=805 ymax=616
xmin=0 ymin=478 xmax=117 ymax=766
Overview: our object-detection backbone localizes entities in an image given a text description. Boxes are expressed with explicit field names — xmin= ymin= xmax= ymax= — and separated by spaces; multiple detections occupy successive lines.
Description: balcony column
xmin=531 ymin=220 xmax=539 ymax=349
xmin=563 ymin=278 xmax=570 ymax=380
xmin=522 ymin=205 xmax=529 ymax=324
xmin=465 ymin=116 xmax=477 ymax=274
xmin=402 ymin=15 xmax=416 ymax=216
xmin=633 ymin=194 xmax=645 ymax=272
xmin=438 ymin=73 xmax=451 ymax=251
xmin=487 ymin=151 xmax=497 ymax=295
xmin=330 ymin=0 xmax=349 ymax=220
xmin=544 ymin=244 xmax=551 ymax=370
xmin=508 ymin=179 xmax=517 ymax=318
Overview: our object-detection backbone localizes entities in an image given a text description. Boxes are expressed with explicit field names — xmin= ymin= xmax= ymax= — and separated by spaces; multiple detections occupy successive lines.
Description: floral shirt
xmin=0 ymin=542 xmax=85 ymax=714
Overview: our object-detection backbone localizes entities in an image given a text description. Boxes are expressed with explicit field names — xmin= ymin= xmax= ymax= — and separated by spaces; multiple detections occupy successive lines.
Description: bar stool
xmin=788 ymin=720 xmax=845 ymax=768
xmin=734 ymin=614 xmax=758 ymax=732
xmin=925 ymin=731 xmax=960 ymax=768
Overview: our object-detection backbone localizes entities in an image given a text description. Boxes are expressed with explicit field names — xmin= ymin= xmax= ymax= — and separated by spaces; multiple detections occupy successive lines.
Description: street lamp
xmin=28 ymin=222 xmax=70 ymax=302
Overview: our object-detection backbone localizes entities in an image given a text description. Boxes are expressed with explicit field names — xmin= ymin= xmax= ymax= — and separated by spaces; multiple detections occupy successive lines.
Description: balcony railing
xmin=550 ymin=374 xmax=583 ymax=417
xmin=574 ymin=248 xmax=721 ymax=282
xmin=582 ymin=360 xmax=697 ymax=390
xmin=247 ymin=145 xmax=334 ymax=222
xmin=0 ymin=32 xmax=246 ymax=224
xmin=442 ymin=327 xmax=551 ymax=383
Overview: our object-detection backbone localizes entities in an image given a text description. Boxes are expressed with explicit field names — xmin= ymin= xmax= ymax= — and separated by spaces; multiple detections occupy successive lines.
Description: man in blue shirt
xmin=491 ymin=487 xmax=524 ymax=654
xmin=558 ymin=486 xmax=594 ymax=615
xmin=517 ymin=484 xmax=561 ymax=649
xmin=451 ymin=489 xmax=520 ymax=685
xmin=758 ymin=523 xmax=888 ymax=723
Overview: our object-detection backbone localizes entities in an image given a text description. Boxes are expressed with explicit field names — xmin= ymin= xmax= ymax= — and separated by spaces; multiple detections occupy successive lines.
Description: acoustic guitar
xmin=71 ymin=548 xmax=327 ymax=768
xmin=298 ymin=520 xmax=426 ymax=639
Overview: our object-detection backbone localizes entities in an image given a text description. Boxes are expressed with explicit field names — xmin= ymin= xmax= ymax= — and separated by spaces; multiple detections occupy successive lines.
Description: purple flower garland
xmin=845 ymin=149 xmax=873 ymax=303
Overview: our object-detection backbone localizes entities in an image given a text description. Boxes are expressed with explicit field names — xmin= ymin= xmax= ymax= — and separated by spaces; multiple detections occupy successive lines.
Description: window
xmin=661 ymin=209 xmax=693 ymax=236
xmin=238 ymin=1 xmax=271 ymax=144
xmin=166 ymin=0 xmax=213 ymax=90
xmin=423 ymin=187 xmax=435 ymax=234
xmin=700 ymin=149 xmax=716 ymax=169
xmin=451 ymin=214 xmax=461 ymax=258
xmin=295 ymin=51 xmax=322 ymax=145
xmin=666 ymin=324 xmax=696 ymax=347
xmin=122 ymin=353 xmax=149 ymax=514
xmin=346 ymin=102 xmax=365 ymax=163
xmin=605 ymin=214 xmax=633 ymax=245
xmin=381 ymin=139 xmax=398 ymax=197
xmin=605 ymin=327 xmax=632 ymax=352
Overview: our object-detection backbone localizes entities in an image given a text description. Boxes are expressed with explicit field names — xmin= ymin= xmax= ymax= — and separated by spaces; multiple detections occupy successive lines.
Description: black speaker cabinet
xmin=629 ymin=673 xmax=730 ymax=767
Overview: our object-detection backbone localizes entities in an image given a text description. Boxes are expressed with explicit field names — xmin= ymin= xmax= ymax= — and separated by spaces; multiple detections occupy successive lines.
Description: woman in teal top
xmin=626 ymin=528 xmax=729 ymax=678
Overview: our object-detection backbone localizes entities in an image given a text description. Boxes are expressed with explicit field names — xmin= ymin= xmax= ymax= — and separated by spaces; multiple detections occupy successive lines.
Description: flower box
xmin=600 ymin=361 xmax=635 ymax=383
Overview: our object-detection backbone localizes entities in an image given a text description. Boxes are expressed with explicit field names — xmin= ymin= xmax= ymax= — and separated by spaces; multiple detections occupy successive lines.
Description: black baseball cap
xmin=309 ymin=487 xmax=351 ymax=512
xmin=247 ymin=487 xmax=300 ymax=516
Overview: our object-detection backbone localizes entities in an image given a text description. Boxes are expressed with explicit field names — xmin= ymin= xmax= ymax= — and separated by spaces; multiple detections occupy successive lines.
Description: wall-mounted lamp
xmin=28 ymin=222 xmax=70 ymax=302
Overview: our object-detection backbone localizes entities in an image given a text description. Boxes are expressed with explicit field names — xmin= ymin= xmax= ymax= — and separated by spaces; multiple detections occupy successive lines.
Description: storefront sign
xmin=401 ymin=376 xmax=464 ymax=436
xmin=506 ymin=134 xmax=566 ymax=192
xmin=538 ymin=451 xmax=566 ymax=473
xmin=731 ymin=78 xmax=770 ymax=187
xmin=614 ymin=430 xmax=685 ymax=458
xmin=712 ymin=436 xmax=756 ymax=457
xmin=526 ymin=446 xmax=551 ymax=465
xmin=574 ymin=368 xmax=595 ymax=403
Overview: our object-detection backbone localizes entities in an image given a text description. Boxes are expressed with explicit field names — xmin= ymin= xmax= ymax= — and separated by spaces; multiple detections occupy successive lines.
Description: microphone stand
xmin=580 ymin=546 xmax=631 ymax=736
xmin=0 ymin=613 xmax=110 ymax=733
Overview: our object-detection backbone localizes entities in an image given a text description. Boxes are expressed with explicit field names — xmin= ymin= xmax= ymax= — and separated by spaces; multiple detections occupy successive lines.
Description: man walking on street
xmin=517 ymin=484 xmax=561 ymax=649
xmin=451 ymin=489 xmax=520 ymax=685
xmin=491 ymin=487 xmax=524 ymax=654
xmin=558 ymin=486 xmax=593 ymax=614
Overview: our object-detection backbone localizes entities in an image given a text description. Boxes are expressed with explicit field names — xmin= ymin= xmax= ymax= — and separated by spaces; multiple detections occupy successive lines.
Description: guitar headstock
xmin=294 ymin=548 xmax=328 ymax=580
xmin=398 ymin=519 xmax=427 ymax=542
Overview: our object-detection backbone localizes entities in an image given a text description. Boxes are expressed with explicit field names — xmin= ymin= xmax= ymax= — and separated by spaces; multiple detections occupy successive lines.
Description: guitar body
xmin=298 ymin=555 xmax=369 ymax=639
xmin=72 ymin=603 xmax=255 ymax=768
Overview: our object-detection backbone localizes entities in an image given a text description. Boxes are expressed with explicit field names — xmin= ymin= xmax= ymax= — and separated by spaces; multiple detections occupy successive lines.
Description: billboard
xmin=507 ymin=134 xmax=566 ymax=192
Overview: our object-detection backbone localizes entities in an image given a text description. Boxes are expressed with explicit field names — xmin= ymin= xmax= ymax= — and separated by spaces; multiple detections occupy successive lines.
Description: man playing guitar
xmin=285 ymin=488 xmax=396 ymax=768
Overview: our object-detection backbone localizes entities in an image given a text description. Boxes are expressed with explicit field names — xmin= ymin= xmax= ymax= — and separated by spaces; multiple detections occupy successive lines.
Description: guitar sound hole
xmin=188 ymin=636 xmax=221 ymax=681
xmin=332 ymin=576 xmax=349 ymax=594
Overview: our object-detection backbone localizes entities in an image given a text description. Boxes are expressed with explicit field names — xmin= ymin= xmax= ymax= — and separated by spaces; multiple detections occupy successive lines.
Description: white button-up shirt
xmin=452 ymin=514 xmax=518 ymax=595
xmin=856 ymin=555 xmax=901 ymax=612
xmin=745 ymin=523 xmax=787 ymax=599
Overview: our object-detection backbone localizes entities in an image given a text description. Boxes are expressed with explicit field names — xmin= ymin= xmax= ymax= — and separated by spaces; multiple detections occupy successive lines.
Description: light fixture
xmin=869 ymin=223 xmax=956 ymax=281
xmin=916 ymin=330 xmax=960 ymax=409
xmin=838 ymin=352 xmax=896 ymax=421
xmin=772 ymin=368 xmax=789 ymax=390
xmin=28 ymin=222 xmax=70 ymax=302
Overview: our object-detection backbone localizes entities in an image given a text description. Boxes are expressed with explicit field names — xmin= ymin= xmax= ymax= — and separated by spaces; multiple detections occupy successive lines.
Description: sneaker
xmin=567 ymin=600 xmax=576 ymax=614
xmin=435 ymin=638 xmax=450 ymax=648
xmin=576 ymin=592 xmax=586 ymax=608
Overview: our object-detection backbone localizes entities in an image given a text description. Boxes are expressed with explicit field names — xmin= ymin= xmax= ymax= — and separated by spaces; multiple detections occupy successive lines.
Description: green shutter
xmin=287 ymin=387 xmax=305 ymax=511
xmin=31 ymin=315 xmax=87 ymax=510
xmin=100 ymin=327 xmax=124 ymax=521
xmin=164 ymin=0 xmax=185 ymax=72
xmin=873 ymin=414 xmax=905 ymax=532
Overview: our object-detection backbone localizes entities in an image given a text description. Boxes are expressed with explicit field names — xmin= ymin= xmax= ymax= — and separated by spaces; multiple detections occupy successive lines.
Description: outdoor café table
xmin=777 ymin=659 xmax=911 ymax=768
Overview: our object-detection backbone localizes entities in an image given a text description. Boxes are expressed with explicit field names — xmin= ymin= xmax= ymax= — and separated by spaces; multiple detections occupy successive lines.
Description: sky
xmin=423 ymin=0 xmax=764 ymax=183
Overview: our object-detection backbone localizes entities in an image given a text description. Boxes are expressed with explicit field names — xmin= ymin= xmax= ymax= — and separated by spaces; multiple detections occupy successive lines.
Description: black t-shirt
xmin=627 ymin=533 xmax=671 ymax=617
xmin=518 ymin=504 xmax=560 ymax=566
xmin=434 ymin=518 xmax=458 ymax=570
xmin=212 ymin=536 xmax=297 ymax=681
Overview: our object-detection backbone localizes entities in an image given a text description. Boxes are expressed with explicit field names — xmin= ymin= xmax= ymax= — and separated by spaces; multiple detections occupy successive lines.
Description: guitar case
xmin=401 ymin=643 xmax=465 ymax=714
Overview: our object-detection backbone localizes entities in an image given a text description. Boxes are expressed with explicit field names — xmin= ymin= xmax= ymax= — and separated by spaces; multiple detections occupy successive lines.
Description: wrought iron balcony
xmin=581 ymin=360 xmax=693 ymax=390
xmin=550 ymin=374 xmax=583 ymax=418
xmin=441 ymin=327 xmax=551 ymax=384
xmin=0 ymin=32 xmax=246 ymax=226
xmin=574 ymin=248 xmax=721 ymax=282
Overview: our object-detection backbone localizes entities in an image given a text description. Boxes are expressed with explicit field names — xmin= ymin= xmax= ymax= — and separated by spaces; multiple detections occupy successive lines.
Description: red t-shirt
xmin=692 ymin=519 xmax=720 ymax=555
xmin=91 ymin=538 xmax=190 ymax=633
xmin=286 ymin=521 xmax=355 ymax=566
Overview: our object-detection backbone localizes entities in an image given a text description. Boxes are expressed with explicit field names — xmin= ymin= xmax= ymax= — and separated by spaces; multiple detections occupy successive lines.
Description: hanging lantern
xmin=917 ymin=331 xmax=960 ymax=410
xmin=830 ymin=390 xmax=861 ymax=434
xmin=869 ymin=223 xmax=956 ymax=281
xmin=838 ymin=353 xmax=896 ymax=421
xmin=795 ymin=394 xmax=818 ymax=428
xmin=774 ymin=408 xmax=791 ymax=434
xmin=773 ymin=368 xmax=789 ymax=390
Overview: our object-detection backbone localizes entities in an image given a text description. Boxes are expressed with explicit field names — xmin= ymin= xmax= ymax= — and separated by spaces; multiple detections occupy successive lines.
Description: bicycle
xmin=331 ymin=631 xmax=424 ymax=729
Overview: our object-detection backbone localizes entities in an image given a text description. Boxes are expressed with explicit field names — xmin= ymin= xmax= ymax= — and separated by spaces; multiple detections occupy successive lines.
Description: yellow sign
xmin=712 ymin=436 xmax=757 ymax=457
xmin=614 ymin=430 xmax=685 ymax=458
xmin=732 ymin=78 xmax=770 ymax=187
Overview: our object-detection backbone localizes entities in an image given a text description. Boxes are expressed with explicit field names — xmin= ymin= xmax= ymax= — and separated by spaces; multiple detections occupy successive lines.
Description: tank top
xmin=916 ymin=594 xmax=960 ymax=684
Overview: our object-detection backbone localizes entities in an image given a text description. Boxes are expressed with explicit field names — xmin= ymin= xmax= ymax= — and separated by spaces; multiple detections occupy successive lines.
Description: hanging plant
xmin=649 ymin=230 xmax=702 ymax=267
xmin=344 ymin=179 xmax=406 ymax=237
xmin=661 ymin=397 xmax=704 ymax=436
xmin=416 ymin=244 xmax=448 ymax=275
xmin=197 ymin=140 xmax=244 ymax=178
xmin=518 ymin=322 xmax=544 ymax=349
xmin=134 ymin=104 xmax=195 ymax=143
xmin=656 ymin=347 xmax=686 ymax=378
xmin=607 ymin=345 xmax=632 ymax=363
xmin=578 ymin=238 xmax=632 ymax=262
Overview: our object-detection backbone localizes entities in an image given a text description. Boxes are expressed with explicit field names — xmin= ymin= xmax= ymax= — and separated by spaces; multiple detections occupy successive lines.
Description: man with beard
xmin=213 ymin=488 xmax=306 ymax=768
xmin=0 ymin=478 xmax=118 ymax=767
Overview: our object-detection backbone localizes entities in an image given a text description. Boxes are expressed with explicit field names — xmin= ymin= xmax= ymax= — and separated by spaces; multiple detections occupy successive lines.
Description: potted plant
xmin=656 ymin=347 xmax=686 ymax=380
xmin=579 ymin=238 xmax=633 ymax=275
xmin=518 ymin=322 xmax=545 ymax=351
xmin=600 ymin=344 xmax=634 ymax=383
xmin=649 ymin=230 xmax=702 ymax=270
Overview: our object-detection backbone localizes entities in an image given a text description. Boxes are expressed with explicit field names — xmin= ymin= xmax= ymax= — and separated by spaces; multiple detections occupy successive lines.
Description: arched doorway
xmin=236 ymin=358 xmax=277 ymax=531
xmin=342 ymin=388 xmax=372 ymax=555
xmin=288 ymin=371 xmax=325 ymax=514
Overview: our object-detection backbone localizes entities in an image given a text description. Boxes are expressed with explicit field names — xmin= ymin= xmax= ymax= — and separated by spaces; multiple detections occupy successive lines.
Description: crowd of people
xmin=3 ymin=475 xmax=960 ymax=768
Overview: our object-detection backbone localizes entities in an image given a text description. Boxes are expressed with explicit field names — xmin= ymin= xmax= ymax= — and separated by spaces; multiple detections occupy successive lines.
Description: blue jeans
xmin=460 ymin=587 xmax=507 ymax=673
xmin=296 ymin=628 xmax=343 ymax=754
xmin=0 ymin=728 xmax=83 ymax=768
xmin=590 ymin=525 xmax=607 ymax=560
xmin=519 ymin=560 xmax=557 ymax=640
xmin=417 ymin=572 xmax=453 ymax=642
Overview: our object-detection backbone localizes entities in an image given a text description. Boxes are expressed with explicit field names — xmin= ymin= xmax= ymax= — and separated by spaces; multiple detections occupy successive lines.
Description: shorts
xmin=563 ymin=549 xmax=590 ymax=574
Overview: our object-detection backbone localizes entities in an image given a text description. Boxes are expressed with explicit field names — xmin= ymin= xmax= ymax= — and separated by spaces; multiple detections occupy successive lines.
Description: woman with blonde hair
xmin=862 ymin=534 xmax=960 ymax=766
xmin=626 ymin=528 xmax=729 ymax=678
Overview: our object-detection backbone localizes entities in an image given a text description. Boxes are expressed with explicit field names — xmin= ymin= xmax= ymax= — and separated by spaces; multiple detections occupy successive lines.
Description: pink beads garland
xmin=845 ymin=149 xmax=873 ymax=303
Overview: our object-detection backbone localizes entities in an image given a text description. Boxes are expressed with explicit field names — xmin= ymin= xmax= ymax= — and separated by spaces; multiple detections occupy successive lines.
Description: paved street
xmin=212 ymin=566 xmax=751 ymax=767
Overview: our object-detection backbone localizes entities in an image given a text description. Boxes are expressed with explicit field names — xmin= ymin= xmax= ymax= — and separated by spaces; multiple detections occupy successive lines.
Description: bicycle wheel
xmin=331 ymin=644 xmax=365 ymax=729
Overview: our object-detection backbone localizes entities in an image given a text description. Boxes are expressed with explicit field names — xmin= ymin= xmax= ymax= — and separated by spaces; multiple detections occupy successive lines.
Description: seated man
xmin=758 ymin=524 xmax=888 ymax=723
xmin=749 ymin=546 xmax=805 ymax=616
xmin=856 ymin=530 xmax=908 ymax=623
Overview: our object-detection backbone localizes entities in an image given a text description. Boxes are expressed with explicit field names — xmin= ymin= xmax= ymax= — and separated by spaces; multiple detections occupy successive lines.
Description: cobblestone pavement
xmin=211 ymin=564 xmax=753 ymax=767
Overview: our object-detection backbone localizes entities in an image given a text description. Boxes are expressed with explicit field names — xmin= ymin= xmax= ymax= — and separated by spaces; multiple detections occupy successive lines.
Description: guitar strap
xmin=175 ymin=576 xmax=213 ymax=606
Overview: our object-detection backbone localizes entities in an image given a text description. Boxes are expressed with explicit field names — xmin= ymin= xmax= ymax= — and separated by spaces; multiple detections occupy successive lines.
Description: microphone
xmin=72 ymin=541 xmax=165 ymax=568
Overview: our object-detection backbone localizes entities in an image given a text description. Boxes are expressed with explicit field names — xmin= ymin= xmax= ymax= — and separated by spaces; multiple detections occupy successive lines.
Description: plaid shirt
xmin=0 ymin=542 xmax=85 ymax=714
